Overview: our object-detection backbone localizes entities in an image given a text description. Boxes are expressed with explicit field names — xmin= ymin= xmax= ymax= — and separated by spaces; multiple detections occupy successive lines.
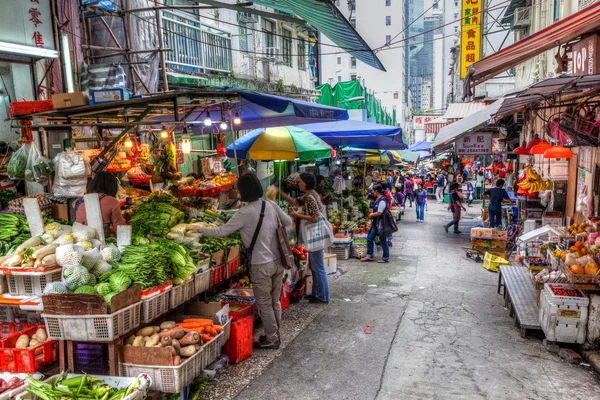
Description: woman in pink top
xmin=74 ymin=172 xmax=126 ymax=238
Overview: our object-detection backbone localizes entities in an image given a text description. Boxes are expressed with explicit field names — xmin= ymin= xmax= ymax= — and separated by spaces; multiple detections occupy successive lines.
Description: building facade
xmin=319 ymin=0 xmax=405 ymax=125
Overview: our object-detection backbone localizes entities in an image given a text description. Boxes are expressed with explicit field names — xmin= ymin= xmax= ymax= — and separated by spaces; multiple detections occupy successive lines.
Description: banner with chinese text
xmin=460 ymin=0 xmax=483 ymax=79
xmin=456 ymin=133 xmax=492 ymax=155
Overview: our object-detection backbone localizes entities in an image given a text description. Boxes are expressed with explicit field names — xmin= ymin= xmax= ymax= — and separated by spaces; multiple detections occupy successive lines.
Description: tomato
xmin=300 ymin=255 xmax=306 ymax=261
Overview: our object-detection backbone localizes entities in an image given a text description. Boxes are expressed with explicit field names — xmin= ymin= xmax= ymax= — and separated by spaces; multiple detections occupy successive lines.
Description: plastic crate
xmin=327 ymin=245 xmax=350 ymax=261
xmin=16 ymin=374 xmax=148 ymax=400
xmin=352 ymin=244 xmax=368 ymax=259
xmin=120 ymin=318 xmax=231 ymax=393
xmin=194 ymin=268 xmax=211 ymax=296
xmin=5 ymin=270 xmax=62 ymax=296
xmin=141 ymin=288 xmax=171 ymax=323
xmin=42 ymin=301 xmax=142 ymax=341
xmin=0 ymin=326 xmax=58 ymax=373
xmin=211 ymin=264 xmax=225 ymax=287
xmin=73 ymin=343 xmax=107 ymax=375
xmin=170 ymin=279 xmax=194 ymax=309
xmin=290 ymin=285 xmax=305 ymax=303
xmin=227 ymin=256 xmax=241 ymax=279
xmin=0 ymin=372 xmax=44 ymax=400
xmin=221 ymin=300 xmax=254 ymax=321
xmin=0 ymin=326 xmax=38 ymax=348
xmin=223 ymin=316 xmax=252 ymax=364
xmin=0 ymin=322 xmax=33 ymax=339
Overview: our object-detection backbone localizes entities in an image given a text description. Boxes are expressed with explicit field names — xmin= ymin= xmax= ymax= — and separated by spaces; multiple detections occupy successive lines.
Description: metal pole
xmin=154 ymin=0 xmax=169 ymax=92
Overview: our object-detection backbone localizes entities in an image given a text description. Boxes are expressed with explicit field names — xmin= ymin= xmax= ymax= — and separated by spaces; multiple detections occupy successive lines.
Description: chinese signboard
xmin=456 ymin=133 xmax=492 ymax=155
xmin=572 ymin=34 xmax=600 ymax=76
xmin=0 ymin=0 xmax=54 ymax=50
xmin=460 ymin=0 xmax=482 ymax=79
xmin=412 ymin=115 xmax=434 ymax=130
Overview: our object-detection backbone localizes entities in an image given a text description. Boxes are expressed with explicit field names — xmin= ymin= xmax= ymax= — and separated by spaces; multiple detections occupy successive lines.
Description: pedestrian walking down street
xmin=444 ymin=182 xmax=467 ymax=234
xmin=475 ymin=170 xmax=484 ymax=199
xmin=466 ymin=180 xmax=474 ymax=207
xmin=277 ymin=173 xmax=330 ymax=304
xmin=435 ymin=171 xmax=446 ymax=203
xmin=382 ymin=182 xmax=394 ymax=247
xmin=414 ymin=183 xmax=427 ymax=222
xmin=404 ymin=175 xmax=414 ymax=207
xmin=361 ymin=183 xmax=390 ymax=263
xmin=202 ymin=173 xmax=293 ymax=350
xmin=484 ymin=179 xmax=511 ymax=228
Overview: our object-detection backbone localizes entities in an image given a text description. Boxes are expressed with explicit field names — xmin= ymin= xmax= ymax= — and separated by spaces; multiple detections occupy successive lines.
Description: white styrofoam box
xmin=587 ymin=294 xmax=600 ymax=342
xmin=0 ymin=372 xmax=43 ymax=400
xmin=523 ymin=219 xmax=538 ymax=234
xmin=544 ymin=283 xmax=589 ymax=307
xmin=539 ymin=286 xmax=588 ymax=344
xmin=547 ymin=161 xmax=569 ymax=180
xmin=324 ymin=253 xmax=337 ymax=274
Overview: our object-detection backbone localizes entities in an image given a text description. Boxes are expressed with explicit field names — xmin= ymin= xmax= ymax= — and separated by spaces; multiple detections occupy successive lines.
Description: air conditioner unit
xmin=513 ymin=7 xmax=531 ymax=28
xmin=514 ymin=111 xmax=525 ymax=124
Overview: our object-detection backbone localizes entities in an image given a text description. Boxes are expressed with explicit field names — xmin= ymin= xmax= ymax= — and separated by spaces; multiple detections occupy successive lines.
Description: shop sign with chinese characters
xmin=572 ymin=34 xmax=600 ymax=75
xmin=456 ymin=133 xmax=492 ymax=155
xmin=0 ymin=0 xmax=54 ymax=51
xmin=412 ymin=116 xmax=434 ymax=130
xmin=460 ymin=0 xmax=482 ymax=79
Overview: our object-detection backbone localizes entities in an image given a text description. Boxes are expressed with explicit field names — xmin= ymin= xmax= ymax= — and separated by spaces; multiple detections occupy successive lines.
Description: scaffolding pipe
xmin=155 ymin=0 xmax=169 ymax=92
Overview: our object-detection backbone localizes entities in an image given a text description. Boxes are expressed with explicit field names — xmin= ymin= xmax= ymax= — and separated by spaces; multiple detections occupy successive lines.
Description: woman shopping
xmin=361 ymin=183 xmax=390 ymax=263
xmin=443 ymin=182 xmax=467 ymax=234
xmin=414 ymin=183 xmax=427 ymax=223
xmin=201 ymin=173 xmax=293 ymax=350
xmin=277 ymin=173 xmax=330 ymax=304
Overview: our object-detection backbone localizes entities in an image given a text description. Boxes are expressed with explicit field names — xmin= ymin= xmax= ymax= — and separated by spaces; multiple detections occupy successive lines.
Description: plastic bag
xmin=52 ymin=182 xmax=86 ymax=198
xmin=25 ymin=144 xmax=53 ymax=185
xmin=101 ymin=243 xmax=121 ymax=262
xmin=7 ymin=144 xmax=29 ymax=180
xmin=81 ymin=248 xmax=103 ymax=270
xmin=55 ymin=150 xmax=90 ymax=180
xmin=72 ymin=222 xmax=97 ymax=240
xmin=56 ymin=244 xmax=85 ymax=267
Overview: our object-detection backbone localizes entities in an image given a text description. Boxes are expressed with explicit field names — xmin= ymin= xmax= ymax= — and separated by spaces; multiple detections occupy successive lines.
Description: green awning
xmin=500 ymin=0 xmax=528 ymax=25
xmin=250 ymin=0 xmax=385 ymax=71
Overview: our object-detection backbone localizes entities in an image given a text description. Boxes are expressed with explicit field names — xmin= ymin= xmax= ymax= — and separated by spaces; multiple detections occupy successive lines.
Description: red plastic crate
xmin=174 ymin=186 xmax=196 ymax=198
xmin=227 ymin=256 xmax=241 ymax=278
xmin=9 ymin=99 xmax=53 ymax=117
xmin=0 ymin=322 xmax=33 ymax=339
xmin=141 ymin=280 xmax=173 ymax=299
xmin=290 ymin=284 xmax=305 ymax=303
xmin=223 ymin=316 xmax=253 ymax=364
xmin=221 ymin=300 xmax=255 ymax=321
xmin=196 ymin=186 xmax=222 ymax=198
xmin=0 ymin=326 xmax=58 ymax=373
xmin=211 ymin=264 xmax=225 ymax=286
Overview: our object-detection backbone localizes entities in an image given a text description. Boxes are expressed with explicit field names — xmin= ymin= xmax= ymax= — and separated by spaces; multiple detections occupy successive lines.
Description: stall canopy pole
xmin=228 ymin=109 xmax=239 ymax=176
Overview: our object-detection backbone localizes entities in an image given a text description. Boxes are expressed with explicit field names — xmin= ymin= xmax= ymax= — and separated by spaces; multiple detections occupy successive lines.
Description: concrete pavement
xmin=235 ymin=202 xmax=600 ymax=400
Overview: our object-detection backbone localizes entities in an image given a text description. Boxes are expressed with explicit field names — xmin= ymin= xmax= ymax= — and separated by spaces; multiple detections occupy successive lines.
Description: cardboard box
xmin=212 ymin=250 xmax=225 ymax=266
xmin=90 ymin=88 xmax=131 ymax=104
xmin=52 ymin=203 xmax=69 ymax=221
xmin=52 ymin=92 xmax=89 ymax=109
xmin=227 ymin=245 xmax=240 ymax=262
xmin=302 ymin=276 xmax=313 ymax=296
xmin=491 ymin=229 xmax=508 ymax=241
xmin=471 ymin=227 xmax=493 ymax=240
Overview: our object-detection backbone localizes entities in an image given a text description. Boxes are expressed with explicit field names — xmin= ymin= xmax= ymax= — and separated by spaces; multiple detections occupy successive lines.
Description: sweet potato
xmin=173 ymin=356 xmax=181 ymax=366
xmin=160 ymin=335 xmax=172 ymax=347
xmin=159 ymin=326 xmax=185 ymax=339
xmin=180 ymin=345 xmax=197 ymax=357
xmin=171 ymin=339 xmax=181 ymax=354
xmin=179 ymin=332 xmax=200 ymax=346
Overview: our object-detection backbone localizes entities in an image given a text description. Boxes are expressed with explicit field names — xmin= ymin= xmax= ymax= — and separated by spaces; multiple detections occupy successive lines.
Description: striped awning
xmin=250 ymin=0 xmax=385 ymax=71
xmin=424 ymin=117 xmax=448 ymax=134
xmin=443 ymin=102 xmax=489 ymax=122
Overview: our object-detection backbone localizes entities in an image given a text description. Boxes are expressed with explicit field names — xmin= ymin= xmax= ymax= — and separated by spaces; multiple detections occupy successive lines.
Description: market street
xmin=235 ymin=201 xmax=600 ymax=400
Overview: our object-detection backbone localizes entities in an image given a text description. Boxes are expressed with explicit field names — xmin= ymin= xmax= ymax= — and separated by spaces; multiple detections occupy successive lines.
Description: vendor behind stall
xmin=74 ymin=171 xmax=126 ymax=237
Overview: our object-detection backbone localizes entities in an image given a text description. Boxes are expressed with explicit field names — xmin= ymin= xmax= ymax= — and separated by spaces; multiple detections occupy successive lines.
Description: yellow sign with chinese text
xmin=460 ymin=0 xmax=483 ymax=79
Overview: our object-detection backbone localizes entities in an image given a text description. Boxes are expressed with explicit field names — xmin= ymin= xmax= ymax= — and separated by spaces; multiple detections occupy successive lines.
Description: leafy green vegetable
xmin=108 ymin=271 xmax=132 ymax=293
xmin=74 ymin=285 xmax=97 ymax=294
xmin=0 ymin=213 xmax=30 ymax=256
xmin=0 ymin=189 xmax=22 ymax=205
xmin=95 ymin=282 xmax=112 ymax=296
xmin=7 ymin=147 xmax=27 ymax=179
xmin=130 ymin=194 xmax=186 ymax=237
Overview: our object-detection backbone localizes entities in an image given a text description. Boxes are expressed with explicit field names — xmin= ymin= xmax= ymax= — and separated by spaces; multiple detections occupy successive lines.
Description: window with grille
xmin=297 ymin=40 xmax=307 ymax=70
xmin=386 ymin=16 xmax=391 ymax=25
xmin=386 ymin=0 xmax=391 ymax=6
xmin=262 ymin=19 xmax=275 ymax=57
xmin=282 ymin=29 xmax=293 ymax=66
xmin=351 ymin=57 xmax=356 ymax=68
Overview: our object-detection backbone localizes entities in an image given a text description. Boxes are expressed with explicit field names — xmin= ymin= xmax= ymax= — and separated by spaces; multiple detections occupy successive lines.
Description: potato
xmin=125 ymin=335 xmax=136 ymax=346
xmin=35 ymin=328 xmax=48 ymax=343
xmin=145 ymin=334 xmax=160 ymax=347
xmin=160 ymin=321 xmax=176 ymax=331
xmin=15 ymin=334 xmax=30 ymax=348
xmin=28 ymin=339 xmax=40 ymax=348
xmin=132 ymin=336 xmax=144 ymax=347
xmin=179 ymin=345 xmax=197 ymax=357
xmin=136 ymin=327 xmax=156 ymax=337
xmin=152 ymin=326 xmax=161 ymax=333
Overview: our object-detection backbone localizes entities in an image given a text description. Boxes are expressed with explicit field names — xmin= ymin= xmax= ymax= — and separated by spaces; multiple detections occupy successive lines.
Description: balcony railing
xmin=161 ymin=11 xmax=232 ymax=74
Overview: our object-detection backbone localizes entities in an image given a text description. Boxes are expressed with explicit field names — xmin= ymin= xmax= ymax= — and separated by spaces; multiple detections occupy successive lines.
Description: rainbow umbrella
xmin=365 ymin=150 xmax=403 ymax=165
xmin=226 ymin=126 xmax=336 ymax=161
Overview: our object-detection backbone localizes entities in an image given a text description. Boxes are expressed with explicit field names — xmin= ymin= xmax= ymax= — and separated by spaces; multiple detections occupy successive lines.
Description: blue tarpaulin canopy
xmin=408 ymin=141 xmax=432 ymax=152
xmin=296 ymin=120 xmax=405 ymax=150
xmin=152 ymin=89 xmax=349 ymax=133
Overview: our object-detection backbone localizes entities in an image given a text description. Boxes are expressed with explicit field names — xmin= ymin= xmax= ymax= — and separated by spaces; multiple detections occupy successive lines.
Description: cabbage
xmin=86 ymin=274 xmax=97 ymax=286
xmin=74 ymin=285 xmax=97 ymax=294
xmin=80 ymin=240 xmax=93 ymax=251
xmin=108 ymin=272 xmax=131 ymax=293
xmin=95 ymin=282 xmax=112 ymax=296
xmin=81 ymin=248 xmax=102 ymax=270
xmin=54 ymin=233 xmax=75 ymax=246
xmin=104 ymin=292 xmax=117 ymax=304
xmin=63 ymin=265 xmax=90 ymax=290
xmin=102 ymin=244 xmax=121 ymax=262
xmin=90 ymin=260 xmax=112 ymax=275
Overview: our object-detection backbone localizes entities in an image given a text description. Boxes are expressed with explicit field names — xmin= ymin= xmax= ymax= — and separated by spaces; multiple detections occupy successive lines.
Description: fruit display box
xmin=539 ymin=283 xmax=589 ymax=344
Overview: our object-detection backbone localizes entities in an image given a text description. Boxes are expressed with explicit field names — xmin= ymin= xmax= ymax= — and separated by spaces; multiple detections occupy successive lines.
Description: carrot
xmin=183 ymin=327 xmax=205 ymax=334
xmin=182 ymin=318 xmax=214 ymax=324
xmin=213 ymin=325 xmax=223 ymax=332
xmin=201 ymin=334 xmax=212 ymax=343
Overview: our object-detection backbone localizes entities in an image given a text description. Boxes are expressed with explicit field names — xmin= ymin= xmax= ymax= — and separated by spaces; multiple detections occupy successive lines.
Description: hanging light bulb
xmin=160 ymin=125 xmax=168 ymax=139
xmin=543 ymin=144 xmax=573 ymax=159
xmin=513 ymin=141 xmax=529 ymax=155
xmin=204 ymin=111 xmax=212 ymax=126
xmin=181 ymin=134 xmax=191 ymax=154
xmin=234 ymin=112 xmax=241 ymax=125
xmin=124 ymin=135 xmax=133 ymax=148
xmin=220 ymin=120 xmax=228 ymax=130
xmin=526 ymin=134 xmax=542 ymax=151
xmin=529 ymin=140 xmax=552 ymax=155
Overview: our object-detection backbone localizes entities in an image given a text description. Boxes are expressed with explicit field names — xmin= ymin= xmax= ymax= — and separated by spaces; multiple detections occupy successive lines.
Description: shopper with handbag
xmin=277 ymin=173 xmax=331 ymax=304
xmin=201 ymin=173 xmax=293 ymax=350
